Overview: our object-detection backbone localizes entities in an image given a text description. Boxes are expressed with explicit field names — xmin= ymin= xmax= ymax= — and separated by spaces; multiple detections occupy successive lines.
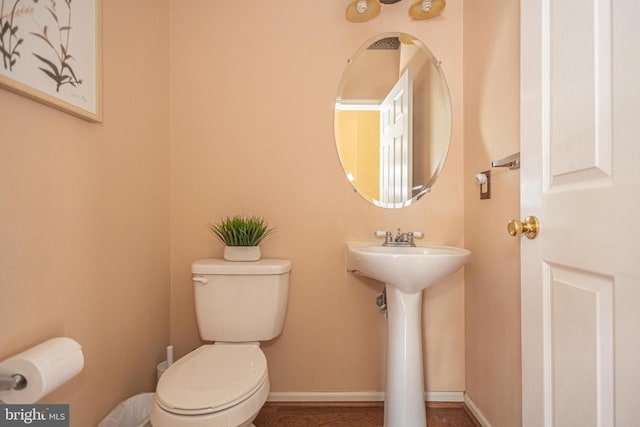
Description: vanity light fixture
xmin=345 ymin=0 xmax=446 ymax=23
xmin=345 ymin=0 xmax=382 ymax=23
xmin=409 ymin=0 xmax=446 ymax=20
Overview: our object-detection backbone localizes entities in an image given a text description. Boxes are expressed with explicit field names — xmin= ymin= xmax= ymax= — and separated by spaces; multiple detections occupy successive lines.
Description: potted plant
xmin=207 ymin=215 xmax=275 ymax=261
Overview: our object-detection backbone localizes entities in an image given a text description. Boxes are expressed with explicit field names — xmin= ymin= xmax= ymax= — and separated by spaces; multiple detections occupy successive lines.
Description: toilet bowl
xmin=151 ymin=258 xmax=291 ymax=427
xmin=151 ymin=344 xmax=269 ymax=427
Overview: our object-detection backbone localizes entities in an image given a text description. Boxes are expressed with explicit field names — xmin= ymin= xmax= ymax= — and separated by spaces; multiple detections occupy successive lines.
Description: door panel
xmin=548 ymin=0 xmax=612 ymax=182
xmin=546 ymin=264 xmax=614 ymax=427
xmin=547 ymin=0 xmax=613 ymax=189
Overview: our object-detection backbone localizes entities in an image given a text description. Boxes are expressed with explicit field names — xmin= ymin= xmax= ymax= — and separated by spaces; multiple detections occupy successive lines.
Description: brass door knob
xmin=507 ymin=216 xmax=540 ymax=239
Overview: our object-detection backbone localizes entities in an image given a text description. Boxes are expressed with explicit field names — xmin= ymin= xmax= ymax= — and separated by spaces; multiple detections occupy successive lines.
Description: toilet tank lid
xmin=192 ymin=258 xmax=291 ymax=275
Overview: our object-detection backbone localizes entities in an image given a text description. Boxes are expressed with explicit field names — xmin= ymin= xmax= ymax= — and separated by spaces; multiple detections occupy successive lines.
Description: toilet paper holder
xmin=0 ymin=374 xmax=27 ymax=391
xmin=0 ymin=337 xmax=84 ymax=404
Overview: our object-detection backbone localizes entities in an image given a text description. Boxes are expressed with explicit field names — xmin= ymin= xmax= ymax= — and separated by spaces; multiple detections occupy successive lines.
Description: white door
xmin=521 ymin=1 xmax=640 ymax=426
xmin=379 ymin=68 xmax=412 ymax=207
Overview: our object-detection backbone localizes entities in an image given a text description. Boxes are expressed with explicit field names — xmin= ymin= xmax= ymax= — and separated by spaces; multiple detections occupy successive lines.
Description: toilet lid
xmin=156 ymin=344 xmax=267 ymax=415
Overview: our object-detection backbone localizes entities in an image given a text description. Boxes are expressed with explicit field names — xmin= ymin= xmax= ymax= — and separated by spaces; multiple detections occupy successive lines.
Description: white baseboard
xmin=425 ymin=391 xmax=464 ymax=402
xmin=267 ymin=391 xmax=384 ymax=402
xmin=464 ymin=393 xmax=493 ymax=427
xmin=267 ymin=391 xmax=464 ymax=403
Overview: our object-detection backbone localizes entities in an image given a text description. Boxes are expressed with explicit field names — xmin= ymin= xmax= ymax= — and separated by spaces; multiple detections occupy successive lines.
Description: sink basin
xmin=346 ymin=241 xmax=471 ymax=427
xmin=346 ymin=241 xmax=471 ymax=292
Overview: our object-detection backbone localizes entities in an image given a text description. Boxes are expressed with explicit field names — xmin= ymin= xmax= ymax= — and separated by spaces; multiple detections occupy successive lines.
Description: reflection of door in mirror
xmin=380 ymin=68 xmax=412 ymax=206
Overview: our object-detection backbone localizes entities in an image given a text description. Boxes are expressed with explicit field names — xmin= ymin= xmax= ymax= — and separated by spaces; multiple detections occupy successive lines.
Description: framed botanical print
xmin=0 ymin=0 xmax=102 ymax=122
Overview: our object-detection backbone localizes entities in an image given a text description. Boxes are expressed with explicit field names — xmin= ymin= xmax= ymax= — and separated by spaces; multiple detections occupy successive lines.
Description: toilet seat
xmin=155 ymin=343 xmax=267 ymax=416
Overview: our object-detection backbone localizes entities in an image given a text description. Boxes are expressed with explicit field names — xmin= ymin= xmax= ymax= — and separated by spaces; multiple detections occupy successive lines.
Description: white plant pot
xmin=223 ymin=246 xmax=261 ymax=262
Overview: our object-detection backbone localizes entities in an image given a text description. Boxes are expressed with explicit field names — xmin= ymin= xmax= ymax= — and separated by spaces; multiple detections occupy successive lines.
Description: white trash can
xmin=98 ymin=393 xmax=155 ymax=427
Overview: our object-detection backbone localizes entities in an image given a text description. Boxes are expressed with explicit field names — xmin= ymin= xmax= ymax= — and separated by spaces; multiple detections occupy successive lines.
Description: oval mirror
xmin=334 ymin=32 xmax=452 ymax=208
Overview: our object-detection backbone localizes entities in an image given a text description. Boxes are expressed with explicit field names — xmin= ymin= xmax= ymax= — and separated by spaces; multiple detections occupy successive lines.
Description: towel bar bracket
xmin=491 ymin=152 xmax=520 ymax=170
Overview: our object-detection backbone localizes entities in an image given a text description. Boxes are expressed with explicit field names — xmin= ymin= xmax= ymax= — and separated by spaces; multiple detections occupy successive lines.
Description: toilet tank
xmin=192 ymin=258 xmax=291 ymax=342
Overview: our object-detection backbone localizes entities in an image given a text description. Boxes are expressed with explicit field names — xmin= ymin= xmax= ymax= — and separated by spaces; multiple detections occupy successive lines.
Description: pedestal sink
xmin=346 ymin=242 xmax=471 ymax=427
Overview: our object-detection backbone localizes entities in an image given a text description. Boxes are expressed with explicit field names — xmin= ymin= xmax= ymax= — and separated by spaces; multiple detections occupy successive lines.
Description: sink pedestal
xmin=345 ymin=241 xmax=471 ymax=427
xmin=384 ymin=285 xmax=427 ymax=427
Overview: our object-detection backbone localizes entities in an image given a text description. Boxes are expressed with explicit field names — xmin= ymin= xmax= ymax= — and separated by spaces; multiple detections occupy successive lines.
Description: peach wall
xmin=0 ymin=1 xmax=170 ymax=426
xmin=463 ymin=0 xmax=522 ymax=425
xmin=169 ymin=1 xmax=465 ymax=393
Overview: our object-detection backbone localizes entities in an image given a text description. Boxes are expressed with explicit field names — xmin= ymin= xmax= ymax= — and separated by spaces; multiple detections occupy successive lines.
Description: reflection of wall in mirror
xmin=427 ymin=62 xmax=450 ymax=187
xmin=335 ymin=110 xmax=380 ymax=201
xmin=342 ymin=49 xmax=398 ymax=101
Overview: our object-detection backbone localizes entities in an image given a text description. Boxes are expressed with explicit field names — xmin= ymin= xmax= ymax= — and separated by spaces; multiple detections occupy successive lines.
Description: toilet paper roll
xmin=474 ymin=173 xmax=488 ymax=185
xmin=0 ymin=337 xmax=84 ymax=404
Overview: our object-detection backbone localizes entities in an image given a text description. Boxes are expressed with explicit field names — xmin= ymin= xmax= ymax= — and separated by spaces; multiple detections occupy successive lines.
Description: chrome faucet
xmin=376 ymin=228 xmax=422 ymax=247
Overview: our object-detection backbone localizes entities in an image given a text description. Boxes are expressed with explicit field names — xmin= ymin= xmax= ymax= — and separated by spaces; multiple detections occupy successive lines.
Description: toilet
xmin=150 ymin=258 xmax=291 ymax=427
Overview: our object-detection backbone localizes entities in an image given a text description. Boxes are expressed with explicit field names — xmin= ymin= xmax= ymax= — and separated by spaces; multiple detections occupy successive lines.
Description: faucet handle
xmin=374 ymin=230 xmax=393 ymax=245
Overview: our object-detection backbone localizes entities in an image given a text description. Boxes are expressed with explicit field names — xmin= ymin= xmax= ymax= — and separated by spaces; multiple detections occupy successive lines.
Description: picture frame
xmin=0 ymin=0 xmax=102 ymax=122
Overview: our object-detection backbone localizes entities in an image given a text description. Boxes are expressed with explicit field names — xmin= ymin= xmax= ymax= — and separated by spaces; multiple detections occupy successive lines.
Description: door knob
xmin=507 ymin=216 xmax=540 ymax=239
